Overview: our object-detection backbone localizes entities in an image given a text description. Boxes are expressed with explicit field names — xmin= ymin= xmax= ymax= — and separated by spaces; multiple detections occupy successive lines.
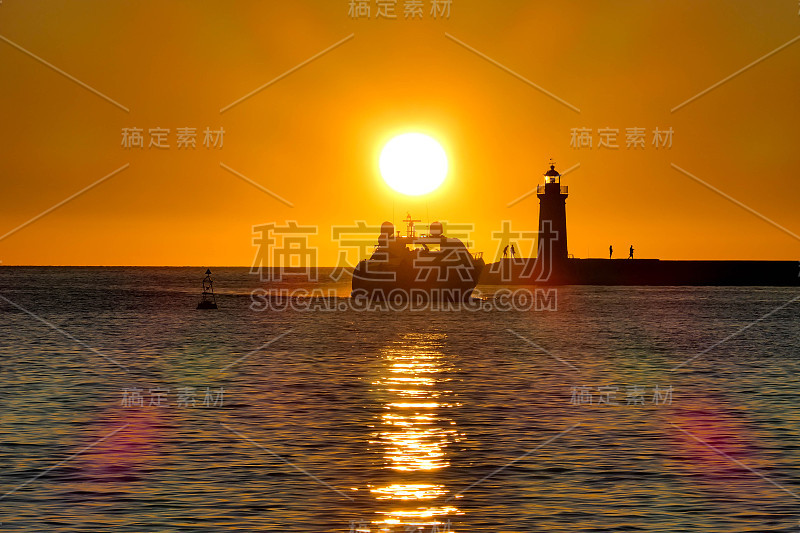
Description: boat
xmin=351 ymin=215 xmax=485 ymax=300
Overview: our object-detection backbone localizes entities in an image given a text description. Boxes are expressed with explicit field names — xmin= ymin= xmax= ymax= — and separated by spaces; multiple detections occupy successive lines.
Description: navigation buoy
xmin=196 ymin=268 xmax=218 ymax=309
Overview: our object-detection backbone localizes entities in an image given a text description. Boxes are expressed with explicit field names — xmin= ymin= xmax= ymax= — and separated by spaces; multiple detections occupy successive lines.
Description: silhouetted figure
xmin=503 ymin=245 xmax=509 ymax=258
xmin=629 ymin=245 xmax=634 ymax=259
xmin=609 ymin=245 xmax=613 ymax=259
xmin=510 ymin=245 xmax=516 ymax=258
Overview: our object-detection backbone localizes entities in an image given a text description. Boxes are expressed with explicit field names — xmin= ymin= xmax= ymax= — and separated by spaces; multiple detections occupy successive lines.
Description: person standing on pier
xmin=609 ymin=245 xmax=613 ymax=259
xmin=629 ymin=245 xmax=634 ymax=259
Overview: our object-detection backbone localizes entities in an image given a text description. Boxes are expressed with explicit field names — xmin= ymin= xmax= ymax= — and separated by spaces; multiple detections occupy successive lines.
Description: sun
xmin=379 ymin=133 xmax=448 ymax=196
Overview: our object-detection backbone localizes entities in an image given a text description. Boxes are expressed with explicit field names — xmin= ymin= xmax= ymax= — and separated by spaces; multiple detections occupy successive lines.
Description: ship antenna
xmin=426 ymin=201 xmax=430 ymax=229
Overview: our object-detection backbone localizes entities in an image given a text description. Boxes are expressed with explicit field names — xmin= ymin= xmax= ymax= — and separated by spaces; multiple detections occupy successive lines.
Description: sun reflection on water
xmin=368 ymin=332 xmax=464 ymax=531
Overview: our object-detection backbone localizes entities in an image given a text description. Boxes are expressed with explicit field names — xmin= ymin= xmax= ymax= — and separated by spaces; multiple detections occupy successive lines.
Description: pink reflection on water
xmin=77 ymin=407 xmax=163 ymax=485
xmin=667 ymin=398 xmax=788 ymax=505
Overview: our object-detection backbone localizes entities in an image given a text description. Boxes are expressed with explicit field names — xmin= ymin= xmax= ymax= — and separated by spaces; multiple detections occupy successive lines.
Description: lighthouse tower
xmin=537 ymin=162 xmax=569 ymax=272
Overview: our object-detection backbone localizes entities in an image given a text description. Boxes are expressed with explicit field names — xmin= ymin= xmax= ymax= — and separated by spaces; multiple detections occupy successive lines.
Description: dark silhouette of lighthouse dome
xmin=544 ymin=164 xmax=561 ymax=182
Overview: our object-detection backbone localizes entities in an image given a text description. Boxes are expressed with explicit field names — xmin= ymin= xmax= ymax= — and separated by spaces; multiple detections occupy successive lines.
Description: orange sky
xmin=1 ymin=0 xmax=799 ymax=266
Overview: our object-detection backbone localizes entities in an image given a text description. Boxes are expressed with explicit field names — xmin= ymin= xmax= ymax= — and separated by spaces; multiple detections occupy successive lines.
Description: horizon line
xmin=1 ymin=258 xmax=798 ymax=268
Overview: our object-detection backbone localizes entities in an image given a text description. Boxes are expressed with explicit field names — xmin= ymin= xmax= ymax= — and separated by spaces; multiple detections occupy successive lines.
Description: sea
xmin=1 ymin=267 xmax=799 ymax=532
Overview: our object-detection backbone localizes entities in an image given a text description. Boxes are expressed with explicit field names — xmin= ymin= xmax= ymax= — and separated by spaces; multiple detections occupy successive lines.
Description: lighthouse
xmin=537 ymin=162 xmax=569 ymax=275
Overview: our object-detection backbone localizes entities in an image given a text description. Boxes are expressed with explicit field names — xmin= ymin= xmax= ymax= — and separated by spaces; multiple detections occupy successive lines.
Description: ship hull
xmin=352 ymin=257 xmax=485 ymax=300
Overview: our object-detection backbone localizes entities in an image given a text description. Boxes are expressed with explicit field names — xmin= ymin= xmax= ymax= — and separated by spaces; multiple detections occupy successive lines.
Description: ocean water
xmin=0 ymin=267 xmax=799 ymax=532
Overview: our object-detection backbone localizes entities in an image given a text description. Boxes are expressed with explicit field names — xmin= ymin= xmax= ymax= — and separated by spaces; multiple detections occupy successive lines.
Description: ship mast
xmin=403 ymin=213 xmax=421 ymax=238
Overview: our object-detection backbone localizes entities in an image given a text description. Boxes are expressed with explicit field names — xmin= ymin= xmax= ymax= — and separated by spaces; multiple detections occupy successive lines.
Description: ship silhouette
xmin=352 ymin=215 xmax=485 ymax=300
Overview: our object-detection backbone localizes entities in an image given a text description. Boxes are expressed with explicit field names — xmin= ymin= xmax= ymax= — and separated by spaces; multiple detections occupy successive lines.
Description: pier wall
xmin=480 ymin=258 xmax=800 ymax=286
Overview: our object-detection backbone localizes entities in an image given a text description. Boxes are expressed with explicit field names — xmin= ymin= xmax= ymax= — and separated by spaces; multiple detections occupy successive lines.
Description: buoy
xmin=196 ymin=268 xmax=218 ymax=309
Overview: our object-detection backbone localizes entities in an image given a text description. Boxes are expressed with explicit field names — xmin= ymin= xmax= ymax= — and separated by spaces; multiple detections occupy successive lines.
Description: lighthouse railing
xmin=536 ymin=185 xmax=568 ymax=194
